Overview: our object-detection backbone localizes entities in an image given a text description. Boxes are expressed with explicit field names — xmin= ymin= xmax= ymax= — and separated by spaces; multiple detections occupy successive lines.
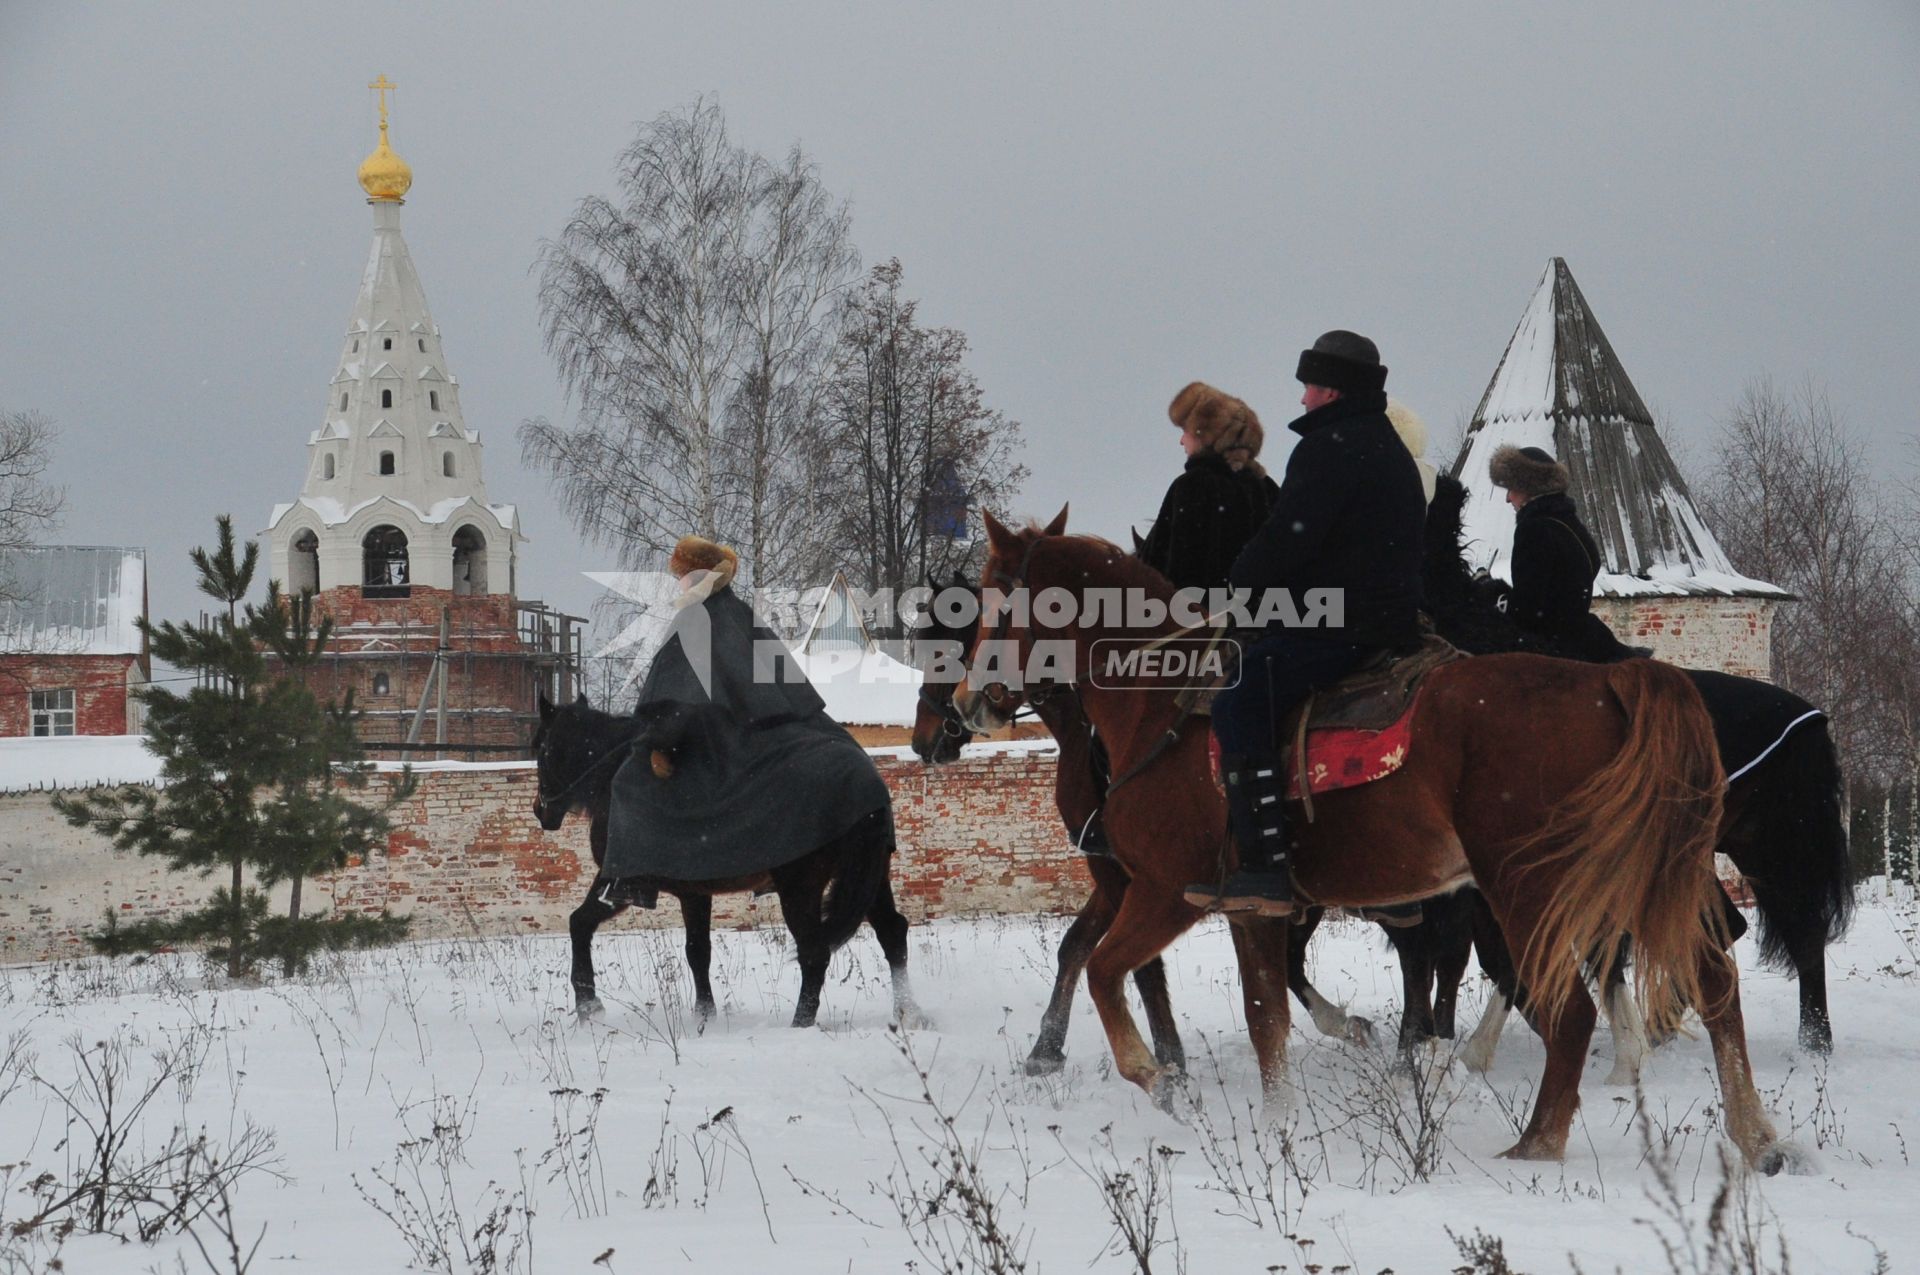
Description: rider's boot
xmin=1184 ymin=753 xmax=1295 ymax=918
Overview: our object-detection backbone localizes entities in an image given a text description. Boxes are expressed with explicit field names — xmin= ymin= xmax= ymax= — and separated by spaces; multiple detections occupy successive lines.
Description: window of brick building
xmin=383 ymin=337 xmax=393 ymax=350
xmin=372 ymin=672 xmax=390 ymax=696
xmin=31 ymin=689 xmax=75 ymax=737
xmin=379 ymin=451 xmax=395 ymax=475
xmin=381 ymin=389 xmax=393 ymax=409
xmin=429 ymin=390 xmax=439 ymax=411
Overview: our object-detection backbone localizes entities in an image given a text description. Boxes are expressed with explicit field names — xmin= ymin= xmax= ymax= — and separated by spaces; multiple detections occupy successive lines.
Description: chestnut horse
xmin=953 ymin=509 xmax=1781 ymax=1168
xmin=910 ymin=574 xmax=1377 ymax=1064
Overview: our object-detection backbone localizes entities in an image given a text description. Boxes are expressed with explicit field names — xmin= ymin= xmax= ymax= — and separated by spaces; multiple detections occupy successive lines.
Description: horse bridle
xmin=973 ymin=535 xmax=1058 ymax=716
xmin=535 ymin=726 xmax=639 ymax=811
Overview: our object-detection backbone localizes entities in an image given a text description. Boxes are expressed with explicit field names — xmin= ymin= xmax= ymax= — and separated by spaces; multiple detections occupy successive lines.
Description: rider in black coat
xmin=1139 ymin=382 xmax=1279 ymax=594
xmin=1486 ymin=446 xmax=1640 ymax=663
xmin=1185 ymin=331 xmax=1428 ymax=919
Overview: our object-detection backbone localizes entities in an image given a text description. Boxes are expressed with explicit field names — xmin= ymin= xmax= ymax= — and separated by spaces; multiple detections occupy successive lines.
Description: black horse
xmin=531 ymin=694 xmax=924 ymax=1030
xmin=1407 ymin=476 xmax=1854 ymax=1057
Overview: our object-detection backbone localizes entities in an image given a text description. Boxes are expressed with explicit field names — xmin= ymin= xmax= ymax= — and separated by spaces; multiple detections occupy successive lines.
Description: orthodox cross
xmin=369 ymin=75 xmax=396 ymax=128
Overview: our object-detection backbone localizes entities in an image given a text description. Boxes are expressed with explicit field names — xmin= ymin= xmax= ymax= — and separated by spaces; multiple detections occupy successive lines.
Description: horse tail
xmin=817 ymin=808 xmax=893 ymax=952
xmin=1734 ymin=716 xmax=1855 ymax=966
xmin=1522 ymin=660 xmax=1728 ymax=1038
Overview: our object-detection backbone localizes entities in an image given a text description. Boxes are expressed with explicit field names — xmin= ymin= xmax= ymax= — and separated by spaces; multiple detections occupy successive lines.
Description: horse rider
xmin=1182 ymin=330 xmax=1428 ymax=918
xmin=1139 ymin=382 xmax=1280 ymax=591
xmin=599 ymin=534 xmax=892 ymax=908
xmin=1485 ymin=445 xmax=1641 ymax=663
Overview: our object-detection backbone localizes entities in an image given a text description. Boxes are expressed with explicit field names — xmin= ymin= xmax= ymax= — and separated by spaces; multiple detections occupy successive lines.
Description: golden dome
xmin=357 ymin=76 xmax=412 ymax=202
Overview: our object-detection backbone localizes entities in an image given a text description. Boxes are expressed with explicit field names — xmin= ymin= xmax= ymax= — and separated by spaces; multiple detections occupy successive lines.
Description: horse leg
xmin=1696 ymin=943 xmax=1784 ymax=1170
xmin=1790 ymin=927 xmax=1834 ymax=1055
xmin=1387 ymin=921 xmax=1439 ymax=1054
xmin=1232 ymin=916 xmax=1296 ymax=1119
xmin=1133 ymin=956 xmax=1185 ymax=1071
xmin=1025 ymin=887 xmax=1118 ymax=1075
xmin=1460 ymin=892 xmax=1516 ymax=1073
xmin=1287 ymin=907 xmax=1376 ymax=1047
xmin=677 ymin=892 xmax=717 ymax=1028
xmin=1083 ymin=888 xmax=1200 ymax=1107
xmin=775 ymin=875 xmax=833 ymax=1030
xmin=1425 ymin=891 xmax=1475 ymax=1040
xmin=569 ymin=878 xmax=627 ymax=1018
xmin=1599 ymin=940 xmax=1649 ymax=1087
xmin=1499 ymin=976 xmax=1598 ymax=1161
xmin=866 ymin=878 xmax=928 ymax=1028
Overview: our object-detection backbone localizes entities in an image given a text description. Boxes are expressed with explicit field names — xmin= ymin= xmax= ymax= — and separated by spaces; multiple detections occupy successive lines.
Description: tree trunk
xmin=228 ymin=851 xmax=245 ymax=979
xmin=289 ymin=874 xmax=303 ymax=922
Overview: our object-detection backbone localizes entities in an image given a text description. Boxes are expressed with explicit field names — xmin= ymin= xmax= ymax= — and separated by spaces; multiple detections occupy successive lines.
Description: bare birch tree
xmin=1699 ymin=377 xmax=1902 ymax=772
xmin=0 ymin=409 xmax=65 ymax=606
xmin=821 ymin=260 xmax=1027 ymax=626
xmin=520 ymin=97 xmax=856 ymax=589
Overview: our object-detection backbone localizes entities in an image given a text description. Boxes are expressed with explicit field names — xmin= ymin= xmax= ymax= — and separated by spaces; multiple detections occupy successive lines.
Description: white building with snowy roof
xmin=1450 ymin=259 xmax=1787 ymax=680
xmin=0 ymin=545 xmax=150 ymax=736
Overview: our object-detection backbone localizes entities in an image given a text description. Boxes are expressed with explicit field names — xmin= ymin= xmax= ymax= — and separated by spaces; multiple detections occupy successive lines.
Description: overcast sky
xmin=3 ymin=1 xmax=1915 ymax=632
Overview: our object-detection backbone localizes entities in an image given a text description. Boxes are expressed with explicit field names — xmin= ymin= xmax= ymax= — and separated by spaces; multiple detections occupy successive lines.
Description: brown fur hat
xmin=1488 ymin=445 xmax=1570 ymax=499
xmin=668 ymin=535 xmax=740 ymax=586
xmin=1168 ymin=382 xmax=1265 ymax=467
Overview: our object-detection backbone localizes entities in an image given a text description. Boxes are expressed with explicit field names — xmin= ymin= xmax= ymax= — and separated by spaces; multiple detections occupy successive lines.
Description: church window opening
xmin=381 ymin=389 xmax=393 ymax=409
xmin=339 ymin=392 xmax=348 ymax=411
xmin=383 ymin=337 xmax=393 ymax=350
xmin=362 ymin=525 xmax=410 ymax=598
xmin=379 ymin=451 xmax=395 ymax=475
xmin=372 ymin=672 xmax=390 ymax=696
xmin=31 ymin=689 xmax=76 ymax=737
xmin=290 ymin=529 xmax=320 ymax=593
xmin=452 ymin=524 xmax=488 ymax=595
xmin=442 ymin=451 xmax=455 ymax=478
xmin=429 ymin=391 xmax=440 ymax=411
xmin=352 ymin=340 xmax=359 ymax=353
xmin=322 ymin=454 xmax=335 ymax=480
xmin=417 ymin=338 xmax=426 ymax=352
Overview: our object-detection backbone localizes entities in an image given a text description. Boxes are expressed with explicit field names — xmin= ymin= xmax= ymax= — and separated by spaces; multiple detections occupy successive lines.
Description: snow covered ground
xmin=3 ymin=888 xmax=1916 ymax=1273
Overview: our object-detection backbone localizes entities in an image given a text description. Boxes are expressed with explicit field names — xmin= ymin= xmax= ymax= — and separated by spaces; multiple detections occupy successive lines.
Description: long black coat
xmin=1503 ymin=491 xmax=1639 ymax=662
xmin=603 ymin=583 xmax=892 ymax=881
xmin=1229 ymin=390 xmax=1426 ymax=649
xmin=1138 ymin=453 xmax=1279 ymax=592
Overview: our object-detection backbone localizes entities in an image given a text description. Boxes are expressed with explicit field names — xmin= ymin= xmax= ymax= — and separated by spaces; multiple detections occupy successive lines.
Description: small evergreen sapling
xmin=56 ymin=516 xmax=412 ymax=977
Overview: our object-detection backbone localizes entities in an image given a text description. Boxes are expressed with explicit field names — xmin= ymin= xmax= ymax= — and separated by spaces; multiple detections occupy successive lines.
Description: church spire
xmin=267 ymin=82 xmax=521 ymax=600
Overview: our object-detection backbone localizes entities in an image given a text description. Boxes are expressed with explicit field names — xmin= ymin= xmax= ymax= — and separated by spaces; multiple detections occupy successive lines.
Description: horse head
xmin=954 ymin=505 xmax=1068 ymax=733
xmin=531 ymin=692 xmax=627 ymax=831
xmin=910 ymin=571 xmax=980 ymax=764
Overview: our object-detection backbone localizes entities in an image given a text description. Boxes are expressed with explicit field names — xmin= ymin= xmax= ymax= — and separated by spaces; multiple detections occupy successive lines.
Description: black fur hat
xmin=1295 ymin=329 xmax=1388 ymax=396
xmin=1488 ymin=445 xmax=1570 ymax=498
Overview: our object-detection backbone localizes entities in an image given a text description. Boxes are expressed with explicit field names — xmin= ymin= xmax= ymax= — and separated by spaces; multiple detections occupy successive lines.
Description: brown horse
xmin=909 ymin=574 xmax=1377 ymax=1065
xmin=952 ymin=509 xmax=1781 ymax=1169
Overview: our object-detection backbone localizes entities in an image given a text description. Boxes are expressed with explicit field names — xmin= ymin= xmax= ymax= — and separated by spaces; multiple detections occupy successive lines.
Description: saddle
xmin=1281 ymin=634 xmax=1462 ymax=807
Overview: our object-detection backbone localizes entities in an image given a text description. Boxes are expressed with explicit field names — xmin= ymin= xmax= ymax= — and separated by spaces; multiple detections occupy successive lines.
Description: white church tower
xmin=268 ymin=76 xmax=521 ymax=598
xmin=264 ymin=81 xmax=569 ymax=756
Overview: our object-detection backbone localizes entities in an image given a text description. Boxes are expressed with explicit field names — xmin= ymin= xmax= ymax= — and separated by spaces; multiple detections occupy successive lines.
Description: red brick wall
xmin=0 ymin=656 xmax=139 ymax=736
xmin=1593 ymin=596 xmax=1777 ymax=681
xmin=5 ymin=747 xmax=1091 ymax=961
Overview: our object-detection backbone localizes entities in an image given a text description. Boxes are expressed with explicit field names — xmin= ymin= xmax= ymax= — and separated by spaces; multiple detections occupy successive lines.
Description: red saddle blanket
xmin=1208 ymin=691 xmax=1420 ymax=800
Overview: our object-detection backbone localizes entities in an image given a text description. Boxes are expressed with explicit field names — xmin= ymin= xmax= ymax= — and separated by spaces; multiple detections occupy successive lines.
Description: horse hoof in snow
xmin=1149 ymin=1069 xmax=1195 ymax=1121
xmin=1023 ymin=1053 xmax=1066 ymax=1078
xmin=894 ymin=1005 xmax=938 ymax=1032
xmin=1343 ymin=1015 xmax=1378 ymax=1050
xmin=574 ymin=997 xmax=605 ymax=1022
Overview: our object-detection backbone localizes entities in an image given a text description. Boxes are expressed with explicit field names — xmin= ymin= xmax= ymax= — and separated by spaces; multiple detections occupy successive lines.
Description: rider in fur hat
xmin=1138 ymin=382 xmax=1280 ymax=591
xmin=1486 ymin=446 xmax=1639 ymax=663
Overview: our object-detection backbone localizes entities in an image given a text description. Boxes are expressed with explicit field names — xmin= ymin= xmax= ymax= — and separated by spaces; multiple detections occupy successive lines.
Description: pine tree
xmin=55 ymin=516 xmax=412 ymax=977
